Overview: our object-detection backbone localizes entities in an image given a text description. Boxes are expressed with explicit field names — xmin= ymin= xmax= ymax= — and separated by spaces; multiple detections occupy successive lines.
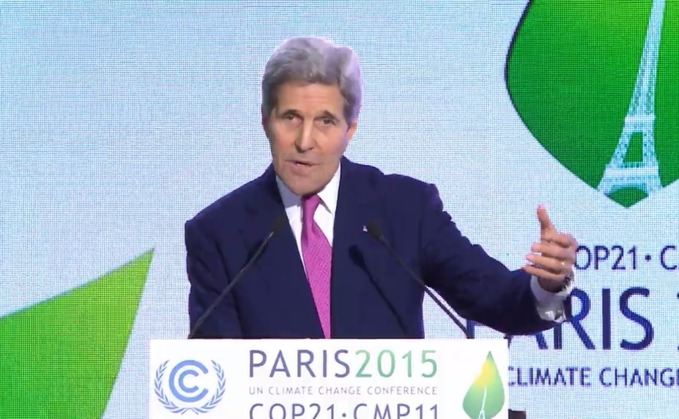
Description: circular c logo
xmin=168 ymin=360 xmax=209 ymax=403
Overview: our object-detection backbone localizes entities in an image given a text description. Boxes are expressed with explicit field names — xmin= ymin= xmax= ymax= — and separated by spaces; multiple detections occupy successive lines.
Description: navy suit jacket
xmin=185 ymin=157 xmax=558 ymax=339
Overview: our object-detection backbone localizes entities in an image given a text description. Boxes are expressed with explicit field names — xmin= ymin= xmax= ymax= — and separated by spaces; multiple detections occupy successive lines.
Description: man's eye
xmin=322 ymin=118 xmax=335 ymax=125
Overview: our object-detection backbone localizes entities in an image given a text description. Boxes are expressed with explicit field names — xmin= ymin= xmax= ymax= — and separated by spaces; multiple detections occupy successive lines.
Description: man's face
xmin=263 ymin=81 xmax=357 ymax=196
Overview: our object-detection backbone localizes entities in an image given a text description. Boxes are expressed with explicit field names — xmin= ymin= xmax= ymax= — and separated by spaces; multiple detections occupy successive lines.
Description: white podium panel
xmin=149 ymin=339 xmax=508 ymax=419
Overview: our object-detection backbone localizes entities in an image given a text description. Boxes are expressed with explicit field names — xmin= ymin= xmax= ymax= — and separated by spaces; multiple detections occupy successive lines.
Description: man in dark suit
xmin=185 ymin=36 xmax=577 ymax=339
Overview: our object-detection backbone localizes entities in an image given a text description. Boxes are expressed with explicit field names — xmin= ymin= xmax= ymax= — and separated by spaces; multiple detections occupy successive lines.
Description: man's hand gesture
xmin=523 ymin=205 xmax=578 ymax=293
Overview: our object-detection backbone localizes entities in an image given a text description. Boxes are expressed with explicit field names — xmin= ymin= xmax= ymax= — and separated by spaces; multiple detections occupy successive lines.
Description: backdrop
xmin=2 ymin=1 xmax=678 ymax=418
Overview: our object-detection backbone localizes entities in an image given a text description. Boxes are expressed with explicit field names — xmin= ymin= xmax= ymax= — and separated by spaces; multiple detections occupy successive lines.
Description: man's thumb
xmin=537 ymin=204 xmax=554 ymax=235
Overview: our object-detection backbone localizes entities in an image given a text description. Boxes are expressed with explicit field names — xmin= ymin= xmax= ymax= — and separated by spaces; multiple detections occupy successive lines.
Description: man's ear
xmin=261 ymin=105 xmax=270 ymax=138
xmin=346 ymin=119 xmax=358 ymax=141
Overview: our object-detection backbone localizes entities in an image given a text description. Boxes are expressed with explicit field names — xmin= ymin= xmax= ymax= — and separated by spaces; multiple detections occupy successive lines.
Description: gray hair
xmin=261 ymin=36 xmax=362 ymax=122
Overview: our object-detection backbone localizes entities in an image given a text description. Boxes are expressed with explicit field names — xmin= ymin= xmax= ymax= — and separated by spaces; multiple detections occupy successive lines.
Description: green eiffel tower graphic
xmin=506 ymin=0 xmax=679 ymax=207
xmin=0 ymin=250 xmax=153 ymax=419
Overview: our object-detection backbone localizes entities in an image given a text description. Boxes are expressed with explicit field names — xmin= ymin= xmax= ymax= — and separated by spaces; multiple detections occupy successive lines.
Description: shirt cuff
xmin=530 ymin=274 xmax=575 ymax=322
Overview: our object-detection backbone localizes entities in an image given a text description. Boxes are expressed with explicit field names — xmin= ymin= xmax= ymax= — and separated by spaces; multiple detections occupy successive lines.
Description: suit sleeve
xmin=185 ymin=218 xmax=243 ymax=338
xmin=418 ymin=183 xmax=556 ymax=335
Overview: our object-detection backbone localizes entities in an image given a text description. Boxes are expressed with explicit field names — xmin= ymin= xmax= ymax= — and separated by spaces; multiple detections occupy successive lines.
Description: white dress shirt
xmin=275 ymin=165 xmax=572 ymax=323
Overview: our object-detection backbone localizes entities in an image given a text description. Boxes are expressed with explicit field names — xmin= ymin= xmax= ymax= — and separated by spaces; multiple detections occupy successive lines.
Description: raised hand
xmin=523 ymin=205 xmax=577 ymax=292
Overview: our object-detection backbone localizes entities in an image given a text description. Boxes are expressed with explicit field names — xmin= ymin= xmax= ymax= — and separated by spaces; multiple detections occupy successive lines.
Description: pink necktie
xmin=301 ymin=194 xmax=332 ymax=338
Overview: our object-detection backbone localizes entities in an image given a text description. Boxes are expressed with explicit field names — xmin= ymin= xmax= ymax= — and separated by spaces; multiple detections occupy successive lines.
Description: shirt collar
xmin=275 ymin=163 xmax=341 ymax=215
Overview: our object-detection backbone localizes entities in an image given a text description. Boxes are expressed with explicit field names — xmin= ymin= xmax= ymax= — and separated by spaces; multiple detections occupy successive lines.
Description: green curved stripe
xmin=0 ymin=250 xmax=153 ymax=419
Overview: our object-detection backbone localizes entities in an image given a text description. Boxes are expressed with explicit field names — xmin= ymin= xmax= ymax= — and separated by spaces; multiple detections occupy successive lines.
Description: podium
xmin=149 ymin=338 xmax=524 ymax=418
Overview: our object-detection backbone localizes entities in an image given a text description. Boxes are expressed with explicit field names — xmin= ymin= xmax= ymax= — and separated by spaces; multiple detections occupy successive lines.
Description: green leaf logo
xmin=463 ymin=352 xmax=505 ymax=419
xmin=0 ymin=250 xmax=153 ymax=419
xmin=507 ymin=0 xmax=679 ymax=207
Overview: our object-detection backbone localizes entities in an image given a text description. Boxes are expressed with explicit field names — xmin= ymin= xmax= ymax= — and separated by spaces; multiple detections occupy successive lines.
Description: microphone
xmin=349 ymin=245 xmax=409 ymax=336
xmin=188 ymin=215 xmax=287 ymax=339
xmin=365 ymin=220 xmax=472 ymax=339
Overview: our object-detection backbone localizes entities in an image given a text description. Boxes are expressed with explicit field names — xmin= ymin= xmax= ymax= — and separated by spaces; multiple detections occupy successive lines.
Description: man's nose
xmin=295 ymin=123 xmax=315 ymax=151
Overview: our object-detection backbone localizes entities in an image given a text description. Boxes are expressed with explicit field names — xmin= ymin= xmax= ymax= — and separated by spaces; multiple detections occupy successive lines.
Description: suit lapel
xmin=242 ymin=166 xmax=324 ymax=337
xmin=332 ymin=158 xmax=383 ymax=259
xmin=332 ymin=158 xmax=397 ymax=335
